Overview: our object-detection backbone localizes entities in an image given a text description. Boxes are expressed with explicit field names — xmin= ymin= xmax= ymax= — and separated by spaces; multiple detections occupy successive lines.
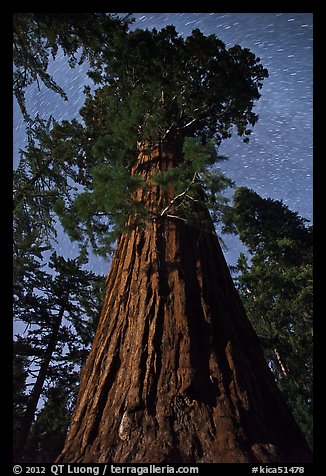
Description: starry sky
xmin=13 ymin=12 xmax=313 ymax=274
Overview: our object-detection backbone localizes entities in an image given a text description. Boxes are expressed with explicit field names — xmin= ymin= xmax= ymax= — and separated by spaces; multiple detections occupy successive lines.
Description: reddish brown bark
xmin=57 ymin=141 xmax=312 ymax=463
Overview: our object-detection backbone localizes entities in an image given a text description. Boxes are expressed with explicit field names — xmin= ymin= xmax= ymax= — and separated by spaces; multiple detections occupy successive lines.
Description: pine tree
xmin=13 ymin=104 xmax=104 ymax=270
xmin=21 ymin=23 xmax=312 ymax=463
xmin=13 ymin=252 xmax=105 ymax=462
xmin=13 ymin=12 xmax=132 ymax=119
xmin=23 ymin=385 xmax=77 ymax=463
xmin=225 ymin=187 xmax=313 ymax=448
xmin=13 ymin=344 xmax=30 ymax=448
xmin=13 ymin=100 xmax=106 ymax=463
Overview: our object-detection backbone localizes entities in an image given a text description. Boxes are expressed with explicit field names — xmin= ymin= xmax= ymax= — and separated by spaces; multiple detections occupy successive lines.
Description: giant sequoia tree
xmin=36 ymin=25 xmax=313 ymax=463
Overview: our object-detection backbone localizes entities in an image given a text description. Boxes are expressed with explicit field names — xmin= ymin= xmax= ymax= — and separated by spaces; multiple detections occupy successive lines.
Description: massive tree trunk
xmin=57 ymin=141 xmax=312 ymax=463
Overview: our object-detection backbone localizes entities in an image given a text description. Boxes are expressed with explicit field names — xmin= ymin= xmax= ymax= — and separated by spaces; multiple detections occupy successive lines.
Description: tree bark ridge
xmin=57 ymin=141 xmax=312 ymax=463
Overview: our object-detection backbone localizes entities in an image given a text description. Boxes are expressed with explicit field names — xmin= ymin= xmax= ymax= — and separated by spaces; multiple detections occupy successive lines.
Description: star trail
xmin=13 ymin=12 xmax=313 ymax=273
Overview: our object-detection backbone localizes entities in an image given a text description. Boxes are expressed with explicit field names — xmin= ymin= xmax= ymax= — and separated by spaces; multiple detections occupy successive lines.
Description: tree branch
xmin=178 ymin=116 xmax=199 ymax=130
xmin=165 ymin=214 xmax=187 ymax=222
xmin=160 ymin=172 xmax=197 ymax=217
xmin=176 ymin=104 xmax=215 ymax=131
xmin=185 ymin=194 xmax=201 ymax=203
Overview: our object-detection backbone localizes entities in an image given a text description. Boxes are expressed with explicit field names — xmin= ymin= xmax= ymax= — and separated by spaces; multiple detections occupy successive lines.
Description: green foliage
xmin=13 ymin=348 xmax=30 ymax=448
xmin=13 ymin=116 xmax=88 ymax=250
xmin=229 ymin=188 xmax=313 ymax=447
xmin=13 ymin=249 xmax=106 ymax=460
xmin=225 ymin=187 xmax=311 ymax=257
xmin=17 ymin=22 xmax=268 ymax=255
xmin=14 ymin=251 xmax=105 ymax=371
xmin=52 ymin=161 xmax=149 ymax=255
xmin=13 ymin=13 xmax=132 ymax=119
xmin=151 ymin=137 xmax=233 ymax=231
xmin=13 ymin=15 xmax=120 ymax=458
xmin=45 ymin=126 xmax=235 ymax=255
xmin=86 ymin=25 xmax=268 ymax=144
xmin=23 ymin=386 xmax=74 ymax=463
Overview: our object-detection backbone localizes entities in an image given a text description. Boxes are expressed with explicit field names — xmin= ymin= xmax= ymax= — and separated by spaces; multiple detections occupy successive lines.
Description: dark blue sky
xmin=13 ymin=12 xmax=313 ymax=273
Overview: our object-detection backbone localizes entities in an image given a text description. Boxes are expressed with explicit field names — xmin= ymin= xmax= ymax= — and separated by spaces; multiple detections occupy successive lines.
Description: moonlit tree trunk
xmin=57 ymin=141 xmax=312 ymax=463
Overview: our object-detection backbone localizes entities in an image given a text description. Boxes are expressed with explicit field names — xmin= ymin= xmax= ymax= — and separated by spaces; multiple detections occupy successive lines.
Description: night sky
xmin=13 ymin=12 xmax=313 ymax=274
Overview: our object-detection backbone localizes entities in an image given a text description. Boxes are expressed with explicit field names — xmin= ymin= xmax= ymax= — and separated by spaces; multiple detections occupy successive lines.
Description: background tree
xmin=13 ymin=12 xmax=130 ymax=464
xmin=224 ymin=187 xmax=313 ymax=447
xmin=13 ymin=12 xmax=132 ymax=120
xmin=13 ymin=250 xmax=105 ymax=462
xmin=13 ymin=80 xmax=106 ymax=463
xmin=13 ymin=114 xmax=94 ymax=251
xmin=23 ymin=384 xmax=78 ymax=464
xmin=13 ymin=345 xmax=30 ymax=446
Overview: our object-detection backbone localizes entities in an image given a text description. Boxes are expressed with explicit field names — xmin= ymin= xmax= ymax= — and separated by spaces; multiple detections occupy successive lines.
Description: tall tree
xmin=13 ymin=344 xmax=30 ymax=448
xmin=23 ymin=384 xmax=78 ymax=464
xmin=225 ymin=187 xmax=313 ymax=447
xmin=26 ymin=25 xmax=311 ymax=462
xmin=13 ymin=89 xmax=105 ymax=463
xmin=13 ymin=252 xmax=105 ymax=462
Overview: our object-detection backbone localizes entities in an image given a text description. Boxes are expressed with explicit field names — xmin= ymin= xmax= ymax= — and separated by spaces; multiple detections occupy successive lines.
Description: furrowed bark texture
xmin=57 ymin=142 xmax=312 ymax=463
